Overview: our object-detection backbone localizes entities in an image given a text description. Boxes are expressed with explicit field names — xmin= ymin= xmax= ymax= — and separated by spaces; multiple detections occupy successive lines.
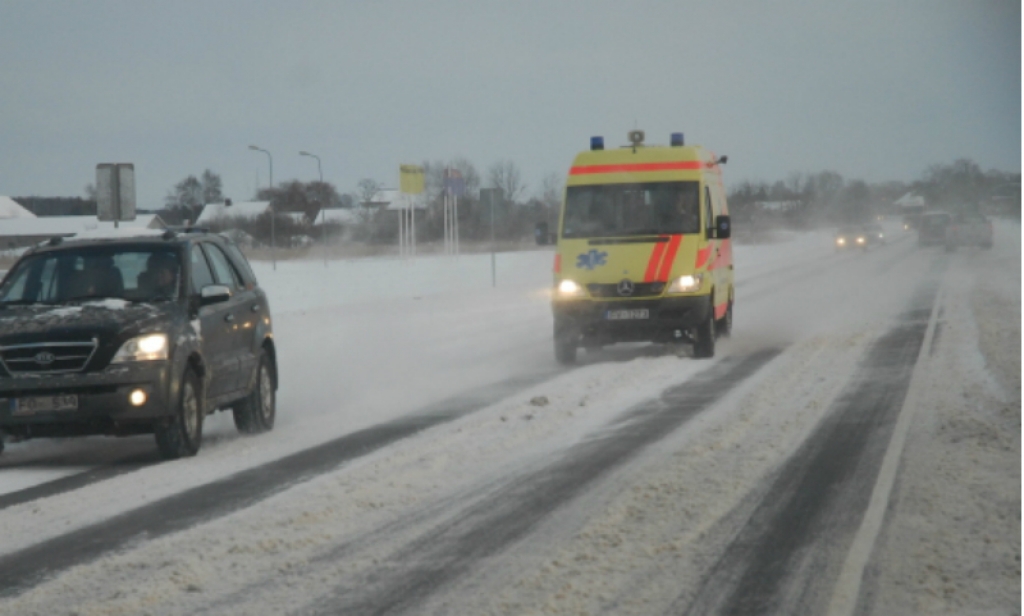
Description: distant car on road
xmin=917 ymin=211 xmax=952 ymax=247
xmin=0 ymin=229 xmax=278 ymax=459
xmin=834 ymin=225 xmax=869 ymax=251
xmin=864 ymin=222 xmax=887 ymax=245
xmin=946 ymin=211 xmax=993 ymax=250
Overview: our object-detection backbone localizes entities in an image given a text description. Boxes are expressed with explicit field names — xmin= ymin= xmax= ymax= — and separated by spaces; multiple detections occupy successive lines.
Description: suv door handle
xmin=224 ymin=313 xmax=234 ymax=323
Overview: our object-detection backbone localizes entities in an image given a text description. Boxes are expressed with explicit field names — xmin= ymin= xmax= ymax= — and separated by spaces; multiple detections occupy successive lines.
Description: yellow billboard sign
xmin=400 ymin=165 xmax=425 ymax=194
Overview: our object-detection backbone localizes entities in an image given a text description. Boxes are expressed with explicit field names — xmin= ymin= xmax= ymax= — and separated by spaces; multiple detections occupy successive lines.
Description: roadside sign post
xmin=96 ymin=164 xmax=137 ymax=228
xmin=481 ymin=188 xmax=501 ymax=287
xmin=399 ymin=165 xmax=425 ymax=259
xmin=444 ymin=168 xmax=465 ymax=256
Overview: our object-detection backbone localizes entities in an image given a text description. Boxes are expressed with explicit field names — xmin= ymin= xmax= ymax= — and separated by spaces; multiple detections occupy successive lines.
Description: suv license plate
xmin=606 ymin=309 xmax=650 ymax=321
xmin=12 ymin=394 xmax=78 ymax=415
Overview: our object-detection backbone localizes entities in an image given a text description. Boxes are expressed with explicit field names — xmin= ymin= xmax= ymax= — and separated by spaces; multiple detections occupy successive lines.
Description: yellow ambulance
xmin=551 ymin=130 xmax=733 ymax=363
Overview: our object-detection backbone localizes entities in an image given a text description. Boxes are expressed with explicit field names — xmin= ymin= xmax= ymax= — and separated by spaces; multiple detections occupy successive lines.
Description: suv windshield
xmin=562 ymin=181 xmax=700 ymax=239
xmin=0 ymin=245 xmax=182 ymax=305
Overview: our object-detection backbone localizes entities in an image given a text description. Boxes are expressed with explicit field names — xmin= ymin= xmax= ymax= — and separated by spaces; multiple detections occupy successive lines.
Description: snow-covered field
xmin=0 ymin=220 xmax=1019 ymax=615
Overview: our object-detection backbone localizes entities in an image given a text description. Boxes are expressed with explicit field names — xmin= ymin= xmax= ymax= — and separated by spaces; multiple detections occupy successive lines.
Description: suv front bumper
xmin=0 ymin=362 xmax=174 ymax=437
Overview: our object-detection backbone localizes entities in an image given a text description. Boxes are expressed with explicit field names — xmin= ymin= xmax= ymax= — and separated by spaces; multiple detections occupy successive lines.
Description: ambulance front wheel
xmin=693 ymin=299 xmax=716 ymax=359
xmin=554 ymin=319 xmax=579 ymax=365
xmin=716 ymin=299 xmax=733 ymax=338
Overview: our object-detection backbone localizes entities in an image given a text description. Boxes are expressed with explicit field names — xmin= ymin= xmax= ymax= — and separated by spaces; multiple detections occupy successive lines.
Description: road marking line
xmin=826 ymin=284 xmax=945 ymax=616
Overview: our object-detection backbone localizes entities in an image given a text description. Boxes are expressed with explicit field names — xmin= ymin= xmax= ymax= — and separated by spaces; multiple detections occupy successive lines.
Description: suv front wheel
xmin=155 ymin=368 xmax=204 ymax=459
xmin=233 ymin=350 xmax=276 ymax=434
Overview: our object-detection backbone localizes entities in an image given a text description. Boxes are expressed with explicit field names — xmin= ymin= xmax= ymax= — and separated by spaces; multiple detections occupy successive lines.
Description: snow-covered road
xmin=0 ymin=220 xmax=1018 ymax=615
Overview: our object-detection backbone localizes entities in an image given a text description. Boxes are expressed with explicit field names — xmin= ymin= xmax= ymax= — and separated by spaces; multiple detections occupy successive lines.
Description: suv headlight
xmin=556 ymin=279 xmax=587 ymax=298
xmin=112 ymin=334 xmax=169 ymax=363
xmin=667 ymin=274 xmax=703 ymax=294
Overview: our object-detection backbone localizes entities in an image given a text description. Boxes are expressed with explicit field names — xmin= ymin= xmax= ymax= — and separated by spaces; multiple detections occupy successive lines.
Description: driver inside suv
xmin=137 ymin=252 xmax=181 ymax=300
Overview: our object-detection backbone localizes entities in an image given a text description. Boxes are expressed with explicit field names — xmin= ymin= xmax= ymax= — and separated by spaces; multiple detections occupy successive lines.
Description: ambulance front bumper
xmin=552 ymin=296 xmax=711 ymax=344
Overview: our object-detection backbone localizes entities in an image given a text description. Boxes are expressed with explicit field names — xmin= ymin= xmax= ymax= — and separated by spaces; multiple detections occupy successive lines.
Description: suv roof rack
xmin=161 ymin=226 xmax=211 ymax=240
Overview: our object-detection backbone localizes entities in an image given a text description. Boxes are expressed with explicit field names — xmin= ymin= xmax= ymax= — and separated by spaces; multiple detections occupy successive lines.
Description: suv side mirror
xmin=713 ymin=215 xmax=731 ymax=239
xmin=200 ymin=284 xmax=232 ymax=306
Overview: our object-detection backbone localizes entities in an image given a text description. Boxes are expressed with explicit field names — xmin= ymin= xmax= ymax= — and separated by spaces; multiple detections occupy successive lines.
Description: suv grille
xmin=587 ymin=282 xmax=666 ymax=298
xmin=0 ymin=339 xmax=99 ymax=375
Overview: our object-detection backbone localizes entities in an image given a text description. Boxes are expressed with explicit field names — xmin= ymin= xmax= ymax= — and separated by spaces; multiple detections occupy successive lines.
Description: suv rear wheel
xmin=155 ymin=368 xmax=203 ymax=459
xmin=233 ymin=350 xmax=276 ymax=434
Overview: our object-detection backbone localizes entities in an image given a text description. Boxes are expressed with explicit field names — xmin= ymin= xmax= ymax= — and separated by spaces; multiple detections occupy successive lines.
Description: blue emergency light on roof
xmin=590 ymin=136 xmax=604 ymax=151
xmin=671 ymin=132 xmax=685 ymax=147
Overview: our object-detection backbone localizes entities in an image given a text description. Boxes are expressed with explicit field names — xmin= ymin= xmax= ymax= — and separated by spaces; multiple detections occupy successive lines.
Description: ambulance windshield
xmin=561 ymin=181 xmax=700 ymax=239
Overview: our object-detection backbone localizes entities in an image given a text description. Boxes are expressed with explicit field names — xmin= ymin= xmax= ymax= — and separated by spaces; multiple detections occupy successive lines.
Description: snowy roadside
xmin=860 ymin=220 xmax=1021 ymax=614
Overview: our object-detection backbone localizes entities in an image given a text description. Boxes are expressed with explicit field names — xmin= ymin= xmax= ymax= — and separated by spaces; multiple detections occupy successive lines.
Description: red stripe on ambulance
xmin=569 ymin=161 xmax=703 ymax=175
xmin=656 ymin=235 xmax=682 ymax=281
xmin=643 ymin=240 xmax=668 ymax=282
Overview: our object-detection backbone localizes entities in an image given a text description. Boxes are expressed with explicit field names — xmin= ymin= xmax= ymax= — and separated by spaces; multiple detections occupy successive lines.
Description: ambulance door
xmin=704 ymin=185 xmax=725 ymax=311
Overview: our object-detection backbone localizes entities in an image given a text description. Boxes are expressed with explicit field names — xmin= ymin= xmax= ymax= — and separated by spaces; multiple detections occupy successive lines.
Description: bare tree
xmin=256 ymin=180 xmax=341 ymax=223
xmin=201 ymin=169 xmax=224 ymax=204
xmin=487 ymin=160 xmax=526 ymax=204
xmin=165 ymin=175 xmax=205 ymax=223
xmin=357 ymin=178 xmax=383 ymax=205
xmin=537 ymin=172 xmax=563 ymax=210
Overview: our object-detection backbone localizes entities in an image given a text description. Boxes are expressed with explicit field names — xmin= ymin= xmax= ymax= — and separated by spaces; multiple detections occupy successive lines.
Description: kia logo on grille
xmin=33 ymin=352 xmax=56 ymax=365
xmin=617 ymin=279 xmax=635 ymax=297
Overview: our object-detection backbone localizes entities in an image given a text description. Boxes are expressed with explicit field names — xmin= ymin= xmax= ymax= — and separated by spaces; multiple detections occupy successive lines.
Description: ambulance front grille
xmin=587 ymin=282 xmax=666 ymax=299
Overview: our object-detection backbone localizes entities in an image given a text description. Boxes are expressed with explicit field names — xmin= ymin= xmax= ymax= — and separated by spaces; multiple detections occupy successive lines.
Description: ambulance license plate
xmin=606 ymin=309 xmax=649 ymax=320
xmin=11 ymin=394 xmax=78 ymax=415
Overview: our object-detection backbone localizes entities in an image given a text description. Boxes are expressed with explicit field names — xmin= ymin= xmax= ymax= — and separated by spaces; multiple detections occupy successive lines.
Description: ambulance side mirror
xmin=713 ymin=215 xmax=731 ymax=239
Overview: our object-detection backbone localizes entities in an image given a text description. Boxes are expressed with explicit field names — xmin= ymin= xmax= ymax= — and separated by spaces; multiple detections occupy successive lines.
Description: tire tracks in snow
xmin=297 ymin=349 xmax=781 ymax=615
xmin=677 ymin=258 xmax=946 ymax=615
xmin=0 ymin=370 xmax=560 ymax=598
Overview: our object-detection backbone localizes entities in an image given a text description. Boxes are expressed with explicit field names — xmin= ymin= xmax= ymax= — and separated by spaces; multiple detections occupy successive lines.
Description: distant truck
xmin=946 ymin=210 xmax=993 ymax=250
xmin=902 ymin=204 xmax=926 ymax=231
xmin=550 ymin=131 xmax=732 ymax=363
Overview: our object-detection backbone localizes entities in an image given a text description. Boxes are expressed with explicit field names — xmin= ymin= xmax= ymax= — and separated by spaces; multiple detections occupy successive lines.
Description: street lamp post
xmin=249 ymin=145 xmax=276 ymax=270
xmin=300 ymin=151 xmax=327 ymax=267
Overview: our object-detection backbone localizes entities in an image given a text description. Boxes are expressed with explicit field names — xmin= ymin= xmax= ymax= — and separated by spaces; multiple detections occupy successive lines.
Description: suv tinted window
xmin=0 ymin=246 xmax=180 ymax=304
xmin=222 ymin=243 xmax=258 ymax=286
xmin=203 ymin=243 xmax=243 ymax=289
xmin=190 ymin=244 xmax=216 ymax=294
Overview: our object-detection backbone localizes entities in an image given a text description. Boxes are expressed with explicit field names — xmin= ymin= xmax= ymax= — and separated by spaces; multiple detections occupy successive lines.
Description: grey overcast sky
xmin=0 ymin=0 xmax=1019 ymax=208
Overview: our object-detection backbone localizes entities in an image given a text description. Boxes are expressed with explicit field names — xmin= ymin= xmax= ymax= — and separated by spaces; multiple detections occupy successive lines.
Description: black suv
xmin=0 ymin=228 xmax=277 ymax=459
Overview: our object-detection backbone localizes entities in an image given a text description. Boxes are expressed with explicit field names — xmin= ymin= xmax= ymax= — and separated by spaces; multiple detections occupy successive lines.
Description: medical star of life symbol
xmin=576 ymin=250 xmax=608 ymax=270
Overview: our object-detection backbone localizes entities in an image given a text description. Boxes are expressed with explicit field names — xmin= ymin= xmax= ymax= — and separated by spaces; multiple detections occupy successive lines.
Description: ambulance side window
xmin=704 ymin=187 xmax=715 ymax=238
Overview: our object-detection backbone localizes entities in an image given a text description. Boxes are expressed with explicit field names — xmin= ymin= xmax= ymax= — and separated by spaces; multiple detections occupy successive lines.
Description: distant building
xmin=320 ymin=208 xmax=361 ymax=225
xmin=894 ymin=192 xmax=926 ymax=210
xmin=195 ymin=201 xmax=271 ymax=225
xmin=0 ymin=196 xmax=38 ymax=220
xmin=0 ymin=213 xmax=165 ymax=250
xmin=753 ymin=200 xmax=801 ymax=212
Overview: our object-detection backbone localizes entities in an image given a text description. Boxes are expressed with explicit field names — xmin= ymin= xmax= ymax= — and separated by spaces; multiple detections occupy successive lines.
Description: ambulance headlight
xmin=667 ymin=274 xmax=703 ymax=294
xmin=556 ymin=279 xmax=586 ymax=298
